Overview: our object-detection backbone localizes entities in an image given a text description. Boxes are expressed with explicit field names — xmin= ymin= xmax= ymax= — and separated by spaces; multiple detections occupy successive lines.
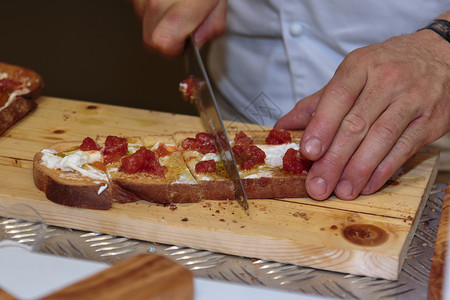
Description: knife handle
xmin=42 ymin=254 xmax=193 ymax=300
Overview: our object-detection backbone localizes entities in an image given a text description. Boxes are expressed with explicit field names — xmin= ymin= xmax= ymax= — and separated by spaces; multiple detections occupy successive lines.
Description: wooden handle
xmin=43 ymin=254 xmax=193 ymax=300
xmin=428 ymin=186 xmax=450 ymax=300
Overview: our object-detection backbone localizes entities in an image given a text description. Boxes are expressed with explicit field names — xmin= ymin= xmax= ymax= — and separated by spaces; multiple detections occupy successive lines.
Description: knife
xmin=184 ymin=36 xmax=249 ymax=211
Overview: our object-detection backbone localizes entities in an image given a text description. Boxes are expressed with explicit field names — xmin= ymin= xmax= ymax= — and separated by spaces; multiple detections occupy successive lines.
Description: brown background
xmin=0 ymin=0 xmax=196 ymax=116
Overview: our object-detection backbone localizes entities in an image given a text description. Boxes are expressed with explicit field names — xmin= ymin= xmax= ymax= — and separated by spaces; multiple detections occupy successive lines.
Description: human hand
xmin=276 ymin=29 xmax=450 ymax=201
xmin=131 ymin=0 xmax=227 ymax=56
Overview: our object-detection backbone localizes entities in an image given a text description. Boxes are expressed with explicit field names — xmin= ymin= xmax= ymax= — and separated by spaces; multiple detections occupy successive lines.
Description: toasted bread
xmin=33 ymin=141 xmax=112 ymax=210
xmin=0 ymin=62 xmax=43 ymax=135
xmin=173 ymin=132 xmax=235 ymax=200
xmin=33 ymin=130 xmax=310 ymax=209
xmin=228 ymin=129 xmax=308 ymax=199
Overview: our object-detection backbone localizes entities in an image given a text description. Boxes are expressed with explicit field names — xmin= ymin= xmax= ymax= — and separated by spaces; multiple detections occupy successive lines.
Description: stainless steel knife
xmin=184 ymin=36 xmax=249 ymax=211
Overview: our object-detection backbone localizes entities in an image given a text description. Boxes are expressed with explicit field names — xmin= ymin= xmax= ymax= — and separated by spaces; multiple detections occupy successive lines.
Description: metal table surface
xmin=2 ymin=182 xmax=448 ymax=300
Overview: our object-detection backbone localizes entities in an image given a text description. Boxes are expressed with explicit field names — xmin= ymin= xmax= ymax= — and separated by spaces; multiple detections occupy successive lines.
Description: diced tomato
xmin=195 ymin=160 xmax=216 ymax=173
xmin=179 ymin=75 xmax=202 ymax=103
xmin=234 ymin=132 xmax=253 ymax=145
xmin=103 ymin=136 xmax=128 ymax=164
xmin=79 ymin=137 xmax=99 ymax=151
xmin=232 ymin=144 xmax=266 ymax=170
xmin=119 ymin=146 xmax=167 ymax=176
xmin=155 ymin=143 xmax=171 ymax=158
xmin=181 ymin=132 xmax=217 ymax=154
xmin=0 ymin=79 xmax=20 ymax=93
xmin=282 ymin=148 xmax=312 ymax=174
xmin=265 ymin=128 xmax=292 ymax=144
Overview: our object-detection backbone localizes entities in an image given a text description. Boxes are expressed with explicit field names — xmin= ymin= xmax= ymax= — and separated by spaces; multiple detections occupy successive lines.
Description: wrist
xmin=420 ymin=19 xmax=450 ymax=44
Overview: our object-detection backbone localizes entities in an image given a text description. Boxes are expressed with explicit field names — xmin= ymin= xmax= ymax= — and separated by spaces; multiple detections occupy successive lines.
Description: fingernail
xmin=308 ymin=177 xmax=327 ymax=197
xmin=335 ymin=179 xmax=353 ymax=198
xmin=304 ymin=138 xmax=322 ymax=157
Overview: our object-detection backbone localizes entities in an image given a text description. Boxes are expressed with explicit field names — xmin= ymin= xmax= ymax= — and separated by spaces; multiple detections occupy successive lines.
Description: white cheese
xmin=257 ymin=143 xmax=299 ymax=167
xmin=243 ymin=171 xmax=273 ymax=179
xmin=0 ymin=88 xmax=30 ymax=110
xmin=201 ymin=152 xmax=220 ymax=162
xmin=41 ymin=149 xmax=108 ymax=182
xmin=128 ymin=143 xmax=142 ymax=153
xmin=97 ymin=184 xmax=108 ymax=195
xmin=172 ymin=173 xmax=197 ymax=184
xmin=199 ymin=176 xmax=212 ymax=181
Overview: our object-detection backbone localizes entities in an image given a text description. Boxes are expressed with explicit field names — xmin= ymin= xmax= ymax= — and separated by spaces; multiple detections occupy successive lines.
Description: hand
xmin=131 ymin=0 xmax=227 ymax=56
xmin=276 ymin=29 xmax=450 ymax=201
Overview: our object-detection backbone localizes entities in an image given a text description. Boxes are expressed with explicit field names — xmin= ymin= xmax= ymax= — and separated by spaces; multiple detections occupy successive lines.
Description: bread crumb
xmin=293 ymin=212 xmax=309 ymax=220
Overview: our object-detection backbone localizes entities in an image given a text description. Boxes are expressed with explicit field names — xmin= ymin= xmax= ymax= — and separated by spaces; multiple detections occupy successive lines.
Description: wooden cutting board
xmin=0 ymin=96 xmax=439 ymax=280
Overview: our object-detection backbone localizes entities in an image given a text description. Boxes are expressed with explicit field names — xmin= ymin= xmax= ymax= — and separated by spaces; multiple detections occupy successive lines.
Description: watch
xmin=421 ymin=19 xmax=450 ymax=43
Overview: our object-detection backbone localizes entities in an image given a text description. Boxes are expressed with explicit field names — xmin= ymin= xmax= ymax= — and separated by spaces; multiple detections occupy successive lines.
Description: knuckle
xmin=371 ymin=122 xmax=398 ymax=142
xmin=341 ymin=112 xmax=368 ymax=136
xmin=320 ymin=148 xmax=346 ymax=170
xmin=326 ymin=84 xmax=356 ymax=107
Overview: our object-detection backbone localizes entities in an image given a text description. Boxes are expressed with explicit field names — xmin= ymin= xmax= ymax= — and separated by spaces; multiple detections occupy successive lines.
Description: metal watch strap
xmin=421 ymin=19 xmax=450 ymax=43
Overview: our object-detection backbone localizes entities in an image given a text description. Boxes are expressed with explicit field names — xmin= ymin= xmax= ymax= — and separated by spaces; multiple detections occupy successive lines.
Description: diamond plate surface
xmin=2 ymin=183 xmax=446 ymax=300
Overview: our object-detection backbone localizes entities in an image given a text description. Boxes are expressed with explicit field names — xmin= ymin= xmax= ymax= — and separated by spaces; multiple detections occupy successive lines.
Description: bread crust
xmin=33 ymin=142 xmax=112 ymax=210
xmin=0 ymin=62 xmax=43 ymax=136
xmin=243 ymin=175 xmax=307 ymax=199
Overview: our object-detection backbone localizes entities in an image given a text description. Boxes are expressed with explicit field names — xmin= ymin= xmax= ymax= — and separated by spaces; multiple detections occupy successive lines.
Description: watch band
xmin=421 ymin=19 xmax=450 ymax=43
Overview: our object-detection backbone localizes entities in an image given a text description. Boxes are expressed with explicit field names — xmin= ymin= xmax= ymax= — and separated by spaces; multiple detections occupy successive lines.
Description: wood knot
xmin=342 ymin=224 xmax=388 ymax=246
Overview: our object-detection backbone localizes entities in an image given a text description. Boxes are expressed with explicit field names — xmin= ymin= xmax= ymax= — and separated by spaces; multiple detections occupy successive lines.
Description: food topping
xmin=119 ymin=146 xmax=167 ymax=177
xmin=181 ymin=132 xmax=217 ymax=154
xmin=282 ymin=148 xmax=312 ymax=174
xmin=80 ymin=137 xmax=99 ymax=151
xmin=195 ymin=160 xmax=217 ymax=173
xmin=0 ymin=78 xmax=20 ymax=93
xmin=0 ymin=78 xmax=23 ymax=108
xmin=103 ymin=136 xmax=128 ymax=164
xmin=155 ymin=143 xmax=171 ymax=158
xmin=40 ymin=149 xmax=107 ymax=182
xmin=265 ymin=128 xmax=292 ymax=144
xmin=179 ymin=75 xmax=203 ymax=104
xmin=232 ymin=145 xmax=266 ymax=170
xmin=234 ymin=132 xmax=253 ymax=145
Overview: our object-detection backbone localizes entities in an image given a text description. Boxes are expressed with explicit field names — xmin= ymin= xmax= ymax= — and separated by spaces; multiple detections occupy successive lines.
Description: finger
xmin=334 ymin=96 xmax=420 ymax=199
xmin=300 ymin=56 xmax=367 ymax=161
xmin=131 ymin=0 xmax=147 ymax=20
xmin=274 ymin=89 xmax=323 ymax=130
xmin=361 ymin=117 xmax=430 ymax=195
xmin=193 ymin=0 xmax=227 ymax=48
xmin=143 ymin=0 xmax=221 ymax=56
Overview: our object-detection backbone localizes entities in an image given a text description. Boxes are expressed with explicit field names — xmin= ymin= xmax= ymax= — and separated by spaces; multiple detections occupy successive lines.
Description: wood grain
xmin=0 ymin=96 xmax=440 ymax=280
xmin=428 ymin=186 xmax=450 ymax=300
xmin=43 ymin=254 xmax=193 ymax=300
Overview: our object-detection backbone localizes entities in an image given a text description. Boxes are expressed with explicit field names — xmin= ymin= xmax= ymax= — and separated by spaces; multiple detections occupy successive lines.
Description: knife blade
xmin=184 ymin=36 xmax=249 ymax=211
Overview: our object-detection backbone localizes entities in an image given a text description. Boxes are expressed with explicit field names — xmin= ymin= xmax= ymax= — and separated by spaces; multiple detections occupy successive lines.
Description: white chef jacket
xmin=207 ymin=0 xmax=449 ymax=127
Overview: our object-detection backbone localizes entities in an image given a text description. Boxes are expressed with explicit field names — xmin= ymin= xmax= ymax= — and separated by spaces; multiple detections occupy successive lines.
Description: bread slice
xmin=228 ymin=129 xmax=308 ymax=199
xmin=33 ymin=141 xmax=112 ymax=210
xmin=142 ymin=135 xmax=202 ymax=203
xmin=0 ymin=62 xmax=43 ymax=135
xmin=173 ymin=132 xmax=235 ymax=200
